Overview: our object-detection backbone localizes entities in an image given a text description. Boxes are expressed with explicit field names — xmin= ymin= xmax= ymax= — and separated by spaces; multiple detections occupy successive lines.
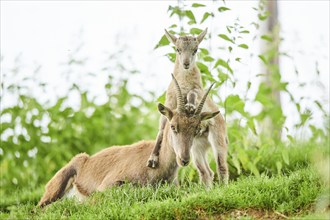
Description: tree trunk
xmin=261 ymin=0 xmax=282 ymax=138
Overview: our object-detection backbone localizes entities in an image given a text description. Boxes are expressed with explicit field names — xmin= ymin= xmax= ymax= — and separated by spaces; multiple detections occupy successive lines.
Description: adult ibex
xmin=147 ymin=28 xmax=229 ymax=186
xmin=38 ymin=75 xmax=219 ymax=207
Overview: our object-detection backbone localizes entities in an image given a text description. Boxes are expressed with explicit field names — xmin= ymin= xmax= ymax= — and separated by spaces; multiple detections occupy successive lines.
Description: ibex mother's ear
xmin=158 ymin=103 xmax=174 ymax=120
xmin=200 ymin=111 xmax=219 ymax=121
xmin=164 ymin=29 xmax=177 ymax=45
xmin=197 ymin=28 xmax=208 ymax=44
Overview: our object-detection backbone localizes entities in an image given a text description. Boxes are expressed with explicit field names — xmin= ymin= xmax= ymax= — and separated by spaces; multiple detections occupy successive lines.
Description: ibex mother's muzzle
xmin=177 ymin=155 xmax=190 ymax=167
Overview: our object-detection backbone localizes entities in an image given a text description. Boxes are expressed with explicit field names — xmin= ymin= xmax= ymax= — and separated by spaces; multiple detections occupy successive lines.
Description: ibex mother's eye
xmin=176 ymin=48 xmax=181 ymax=54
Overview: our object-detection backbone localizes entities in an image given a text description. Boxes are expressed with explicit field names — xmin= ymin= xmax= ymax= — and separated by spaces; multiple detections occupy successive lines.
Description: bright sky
xmin=1 ymin=1 xmax=329 ymax=135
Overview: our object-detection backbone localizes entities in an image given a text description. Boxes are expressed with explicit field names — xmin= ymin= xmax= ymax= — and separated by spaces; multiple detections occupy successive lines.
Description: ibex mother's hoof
xmin=147 ymin=155 xmax=159 ymax=169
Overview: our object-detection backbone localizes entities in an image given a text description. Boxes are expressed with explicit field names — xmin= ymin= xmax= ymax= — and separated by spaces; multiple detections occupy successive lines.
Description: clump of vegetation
xmin=1 ymin=168 xmax=326 ymax=219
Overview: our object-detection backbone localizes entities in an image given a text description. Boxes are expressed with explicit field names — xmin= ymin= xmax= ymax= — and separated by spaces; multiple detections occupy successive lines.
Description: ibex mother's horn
xmin=194 ymin=82 xmax=215 ymax=115
xmin=171 ymin=74 xmax=185 ymax=113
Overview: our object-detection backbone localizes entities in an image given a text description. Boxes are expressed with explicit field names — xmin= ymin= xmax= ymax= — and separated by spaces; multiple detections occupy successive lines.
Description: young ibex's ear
xmin=164 ymin=29 xmax=177 ymax=45
xmin=158 ymin=103 xmax=174 ymax=120
xmin=197 ymin=28 xmax=208 ymax=44
xmin=200 ymin=110 xmax=219 ymax=121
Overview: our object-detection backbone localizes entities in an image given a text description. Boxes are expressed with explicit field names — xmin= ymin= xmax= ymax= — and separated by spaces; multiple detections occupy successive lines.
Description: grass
xmin=1 ymin=167 xmax=327 ymax=219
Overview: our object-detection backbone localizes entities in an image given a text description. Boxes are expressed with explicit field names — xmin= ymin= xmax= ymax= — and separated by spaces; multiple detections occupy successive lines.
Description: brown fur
xmin=38 ymin=153 xmax=88 ymax=207
xmin=147 ymin=28 xmax=229 ymax=186
xmin=38 ymin=100 xmax=218 ymax=207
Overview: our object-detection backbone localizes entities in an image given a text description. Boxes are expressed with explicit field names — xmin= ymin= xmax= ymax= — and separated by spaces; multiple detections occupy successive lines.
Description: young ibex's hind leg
xmin=147 ymin=116 xmax=167 ymax=168
xmin=208 ymin=124 xmax=229 ymax=185
xmin=191 ymin=138 xmax=214 ymax=187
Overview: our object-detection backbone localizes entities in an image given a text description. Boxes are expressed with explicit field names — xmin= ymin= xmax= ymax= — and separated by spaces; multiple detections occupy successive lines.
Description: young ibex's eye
xmin=193 ymin=49 xmax=198 ymax=55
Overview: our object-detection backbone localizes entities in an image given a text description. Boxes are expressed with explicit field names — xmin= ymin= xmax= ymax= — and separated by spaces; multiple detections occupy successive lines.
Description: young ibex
xmin=38 ymin=76 xmax=219 ymax=207
xmin=147 ymin=28 xmax=229 ymax=186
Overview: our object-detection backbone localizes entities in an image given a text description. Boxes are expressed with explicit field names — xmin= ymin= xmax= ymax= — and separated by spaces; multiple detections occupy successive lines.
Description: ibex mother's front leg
xmin=147 ymin=116 xmax=167 ymax=168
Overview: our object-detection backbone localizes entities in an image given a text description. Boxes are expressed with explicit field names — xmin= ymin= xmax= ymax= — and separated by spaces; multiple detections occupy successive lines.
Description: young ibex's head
xmin=164 ymin=28 xmax=207 ymax=70
xmin=158 ymin=74 xmax=219 ymax=167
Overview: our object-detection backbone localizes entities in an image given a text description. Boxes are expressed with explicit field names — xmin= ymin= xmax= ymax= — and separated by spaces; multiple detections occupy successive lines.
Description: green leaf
xmin=190 ymin=28 xmax=202 ymax=35
xmin=314 ymin=100 xmax=327 ymax=115
xmin=247 ymin=81 xmax=251 ymax=89
xmin=168 ymin=24 xmax=177 ymax=28
xmin=218 ymin=7 xmax=230 ymax=12
xmin=218 ymin=34 xmax=234 ymax=44
xmin=154 ymin=35 xmax=170 ymax=49
xmin=203 ymin=56 xmax=214 ymax=62
xmin=224 ymin=95 xmax=245 ymax=115
xmin=287 ymin=135 xmax=295 ymax=143
xmin=214 ymin=58 xmax=233 ymax=74
xmin=185 ymin=10 xmax=196 ymax=24
xmin=247 ymin=118 xmax=257 ymax=135
xmin=218 ymin=71 xmax=229 ymax=85
xmin=199 ymin=48 xmax=209 ymax=55
xmin=258 ymin=55 xmax=267 ymax=64
xmin=296 ymin=103 xmax=301 ymax=113
xmin=168 ymin=6 xmax=183 ymax=18
xmin=166 ymin=53 xmax=176 ymax=63
xmin=157 ymin=92 xmax=166 ymax=104
xmin=255 ymin=82 xmax=272 ymax=107
xmin=239 ymin=30 xmax=250 ymax=34
xmin=258 ymin=11 xmax=270 ymax=21
xmin=238 ymin=44 xmax=249 ymax=49
xmin=232 ymin=157 xmax=241 ymax=175
xmin=196 ymin=62 xmax=211 ymax=76
xmin=200 ymin=12 xmax=212 ymax=24
xmin=261 ymin=35 xmax=272 ymax=42
xmin=192 ymin=3 xmax=205 ymax=7
xmin=226 ymin=26 xmax=232 ymax=33
xmin=248 ymin=162 xmax=260 ymax=176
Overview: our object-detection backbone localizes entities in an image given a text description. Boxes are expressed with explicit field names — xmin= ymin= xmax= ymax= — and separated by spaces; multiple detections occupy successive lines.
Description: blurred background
xmin=0 ymin=0 xmax=329 ymax=204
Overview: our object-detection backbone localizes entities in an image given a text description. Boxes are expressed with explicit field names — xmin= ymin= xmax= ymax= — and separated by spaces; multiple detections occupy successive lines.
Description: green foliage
xmin=1 ymin=168 xmax=323 ymax=219
xmin=0 ymin=59 xmax=159 ymax=196
xmin=160 ymin=0 xmax=329 ymax=181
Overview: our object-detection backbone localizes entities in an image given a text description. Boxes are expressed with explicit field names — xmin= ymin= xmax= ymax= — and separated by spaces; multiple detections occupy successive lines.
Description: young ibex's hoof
xmin=185 ymin=103 xmax=196 ymax=115
xmin=147 ymin=155 xmax=159 ymax=168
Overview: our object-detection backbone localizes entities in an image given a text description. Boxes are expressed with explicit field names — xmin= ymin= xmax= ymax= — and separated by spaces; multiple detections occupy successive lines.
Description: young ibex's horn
xmin=194 ymin=82 xmax=215 ymax=115
xmin=171 ymin=74 xmax=185 ymax=113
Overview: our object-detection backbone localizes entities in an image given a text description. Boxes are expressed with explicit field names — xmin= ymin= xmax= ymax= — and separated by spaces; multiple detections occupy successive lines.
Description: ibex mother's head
xmin=158 ymin=74 xmax=219 ymax=167
xmin=164 ymin=28 xmax=207 ymax=70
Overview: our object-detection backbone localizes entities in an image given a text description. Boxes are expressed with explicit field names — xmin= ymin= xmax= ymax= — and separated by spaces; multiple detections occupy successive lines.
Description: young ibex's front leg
xmin=147 ymin=116 xmax=167 ymax=168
